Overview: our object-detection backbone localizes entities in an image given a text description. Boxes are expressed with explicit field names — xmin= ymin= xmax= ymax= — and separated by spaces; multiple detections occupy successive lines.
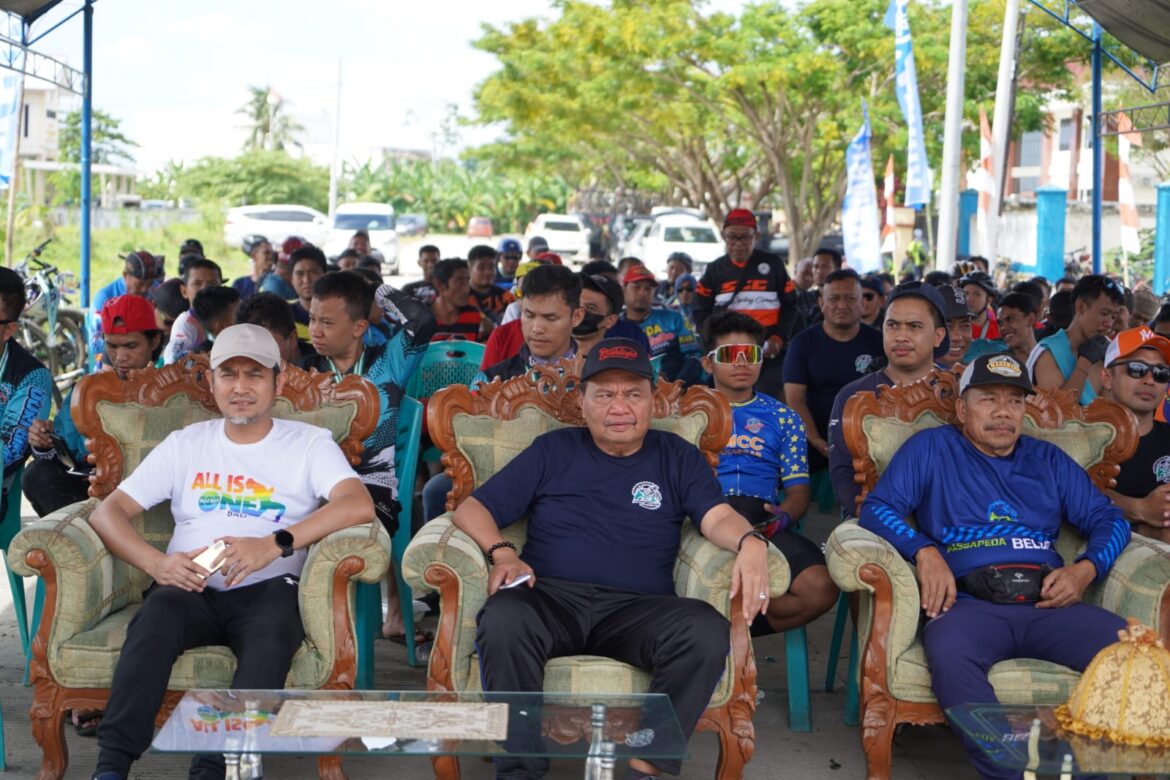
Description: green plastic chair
xmin=0 ymin=466 xmax=28 ymax=770
xmin=355 ymin=395 xmax=424 ymax=684
xmin=406 ymin=341 xmax=487 ymax=466
xmin=404 ymin=341 xmax=486 ymax=401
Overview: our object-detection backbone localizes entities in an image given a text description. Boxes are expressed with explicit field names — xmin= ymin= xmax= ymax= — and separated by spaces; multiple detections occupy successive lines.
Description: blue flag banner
xmin=885 ymin=0 xmax=931 ymax=207
xmin=842 ymin=107 xmax=883 ymax=275
xmin=0 ymin=16 xmax=22 ymax=188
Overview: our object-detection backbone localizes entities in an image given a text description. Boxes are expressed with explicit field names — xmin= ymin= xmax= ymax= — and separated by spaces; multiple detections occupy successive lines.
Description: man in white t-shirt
xmin=89 ymin=324 xmax=375 ymax=780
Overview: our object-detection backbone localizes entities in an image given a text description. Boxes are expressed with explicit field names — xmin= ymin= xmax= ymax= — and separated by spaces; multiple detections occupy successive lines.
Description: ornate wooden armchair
xmin=823 ymin=370 xmax=1170 ymax=780
xmin=7 ymin=356 xmax=391 ymax=780
xmin=400 ymin=360 xmax=791 ymax=780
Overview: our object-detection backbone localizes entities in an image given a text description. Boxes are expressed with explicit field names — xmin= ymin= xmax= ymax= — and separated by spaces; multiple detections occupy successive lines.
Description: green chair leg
xmin=844 ymin=622 xmax=860 ymax=727
xmin=784 ymin=626 xmax=811 ymax=732
xmin=824 ymin=591 xmax=850 ymax=691
xmin=4 ymin=561 xmax=30 ymax=662
xmin=354 ymin=582 xmax=381 ymax=689
xmin=391 ymin=533 xmax=417 ymax=668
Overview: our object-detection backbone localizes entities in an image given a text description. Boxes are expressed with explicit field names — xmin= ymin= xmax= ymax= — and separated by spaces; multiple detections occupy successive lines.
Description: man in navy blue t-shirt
xmin=859 ymin=353 xmax=1129 ymax=780
xmin=783 ymin=268 xmax=882 ymax=472
xmin=453 ymin=338 xmax=770 ymax=780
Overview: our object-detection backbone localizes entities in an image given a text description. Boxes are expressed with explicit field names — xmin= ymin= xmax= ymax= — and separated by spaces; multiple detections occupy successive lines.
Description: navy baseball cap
xmin=498 ymin=238 xmax=522 ymax=255
xmin=959 ymin=352 xmax=1035 ymax=395
xmin=885 ymin=281 xmax=951 ymax=358
xmin=581 ymin=337 xmax=654 ymax=382
xmin=860 ymin=275 xmax=884 ymax=297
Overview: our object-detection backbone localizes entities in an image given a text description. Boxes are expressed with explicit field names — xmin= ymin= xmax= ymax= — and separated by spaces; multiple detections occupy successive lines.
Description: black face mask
xmin=573 ymin=311 xmax=608 ymax=337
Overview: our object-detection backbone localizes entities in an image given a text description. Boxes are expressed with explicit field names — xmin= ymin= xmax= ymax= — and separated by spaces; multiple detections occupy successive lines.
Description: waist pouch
xmin=957 ymin=563 xmax=1053 ymax=604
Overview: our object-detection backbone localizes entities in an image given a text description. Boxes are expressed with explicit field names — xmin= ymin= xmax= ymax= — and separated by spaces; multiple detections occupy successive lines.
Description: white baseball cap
xmin=209 ymin=323 xmax=281 ymax=370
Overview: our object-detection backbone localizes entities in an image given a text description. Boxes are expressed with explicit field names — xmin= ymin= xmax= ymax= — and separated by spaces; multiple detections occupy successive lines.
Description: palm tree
xmin=237 ymin=84 xmax=305 ymax=152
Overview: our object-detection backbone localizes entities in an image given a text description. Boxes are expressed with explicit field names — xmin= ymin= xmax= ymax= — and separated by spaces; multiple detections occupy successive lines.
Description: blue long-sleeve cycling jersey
xmin=621 ymin=307 xmax=702 ymax=383
xmin=301 ymin=285 xmax=435 ymax=532
xmin=859 ymin=425 xmax=1130 ymax=581
xmin=716 ymin=393 xmax=809 ymax=502
xmin=0 ymin=339 xmax=52 ymax=478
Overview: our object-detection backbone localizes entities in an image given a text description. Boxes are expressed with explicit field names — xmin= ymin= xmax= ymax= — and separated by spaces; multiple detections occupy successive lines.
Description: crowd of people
xmin=1 ymin=208 xmax=1166 ymax=780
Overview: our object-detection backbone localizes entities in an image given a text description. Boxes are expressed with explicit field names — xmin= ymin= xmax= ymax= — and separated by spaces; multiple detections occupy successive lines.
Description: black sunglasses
xmin=862 ymin=292 xmax=877 ymax=301
xmin=678 ymin=286 xmax=695 ymax=293
xmin=1123 ymin=361 xmax=1170 ymax=383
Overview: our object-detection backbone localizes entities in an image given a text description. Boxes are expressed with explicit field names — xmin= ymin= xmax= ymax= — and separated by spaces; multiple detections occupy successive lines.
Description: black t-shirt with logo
xmin=1114 ymin=420 xmax=1170 ymax=500
xmin=472 ymin=427 xmax=725 ymax=595
xmin=782 ymin=324 xmax=883 ymax=436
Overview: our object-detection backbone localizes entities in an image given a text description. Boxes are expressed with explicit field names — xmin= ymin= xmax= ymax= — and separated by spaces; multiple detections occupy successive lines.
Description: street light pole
xmin=989 ymin=0 xmax=1020 ymax=263
xmin=935 ymin=0 xmax=970 ymax=270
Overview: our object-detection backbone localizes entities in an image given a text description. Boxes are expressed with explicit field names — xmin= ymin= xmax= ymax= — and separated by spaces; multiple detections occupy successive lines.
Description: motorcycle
xmin=15 ymin=239 xmax=86 ymax=406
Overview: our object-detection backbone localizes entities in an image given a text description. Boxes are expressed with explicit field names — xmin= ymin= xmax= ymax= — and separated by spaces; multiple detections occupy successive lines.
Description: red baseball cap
xmin=723 ymin=208 xmax=757 ymax=230
xmin=532 ymin=251 xmax=563 ymax=266
xmin=101 ymin=294 xmax=158 ymax=335
xmin=622 ymin=266 xmax=656 ymax=286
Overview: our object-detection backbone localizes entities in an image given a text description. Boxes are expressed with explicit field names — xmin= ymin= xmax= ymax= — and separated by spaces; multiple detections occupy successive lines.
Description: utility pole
xmin=328 ymin=59 xmax=341 ymax=218
xmin=935 ymin=0 xmax=970 ymax=270
xmin=988 ymin=0 xmax=1021 ymax=263
xmin=4 ymin=72 xmax=24 ymax=267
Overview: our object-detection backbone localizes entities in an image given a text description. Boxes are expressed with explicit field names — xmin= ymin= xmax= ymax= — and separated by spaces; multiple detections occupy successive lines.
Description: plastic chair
xmin=355 ymin=395 xmax=424 ymax=684
xmin=824 ymin=591 xmax=860 ymax=726
xmin=1 ymin=465 xmax=39 ymax=659
xmin=649 ymin=353 xmax=664 ymax=380
xmin=404 ymin=341 xmax=486 ymax=401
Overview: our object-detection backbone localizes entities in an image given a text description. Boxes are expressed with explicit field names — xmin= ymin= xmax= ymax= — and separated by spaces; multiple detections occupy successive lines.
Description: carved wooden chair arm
xmin=1091 ymin=535 xmax=1170 ymax=646
xmin=8 ymin=499 xmax=140 ymax=646
xmin=675 ymin=523 xmax=790 ymax=612
xmin=825 ymin=521 xmax=923 ymax=661
xmin=298 ymin=522 xmax=390 ymax=653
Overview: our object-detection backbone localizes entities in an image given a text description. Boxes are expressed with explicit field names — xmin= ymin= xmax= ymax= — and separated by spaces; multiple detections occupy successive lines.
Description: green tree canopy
xmin=171 ymin=150 xmax=330 ymax=212
xmin=237 ymin=85 xmax=305 ymax=153
xmin=472 ymin=0 xmax=1084 ymax=261
xmin=51 ymin=109 xmax=137 ymax=204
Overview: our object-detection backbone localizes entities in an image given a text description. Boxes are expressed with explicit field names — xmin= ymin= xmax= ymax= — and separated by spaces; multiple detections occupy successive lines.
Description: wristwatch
xmin=274 ymin=529 xmax=295 ymax=558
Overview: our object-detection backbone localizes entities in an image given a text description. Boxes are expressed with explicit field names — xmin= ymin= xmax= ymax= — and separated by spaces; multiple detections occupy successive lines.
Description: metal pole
xmin=80 ymin=0 xmax=92 ymax=309
xmin=327 ymin=59 xmax=341 ymax=218
xmin=1091 ymin=22 xmax=1103 ymax=275
xmin=934 ymin=0 xmax=969 ymax=270
xmin=988 ymin=0 xmax=1020 ymax=261
xmin=5 ymin=71 xmax=24 ymax=267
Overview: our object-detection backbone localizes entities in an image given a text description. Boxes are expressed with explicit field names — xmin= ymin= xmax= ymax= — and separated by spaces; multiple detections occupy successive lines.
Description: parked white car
xmin=223 ymin=204 xmax=330 ymax=250
xmin=324 ymin=202 xmax=399 ymax=272
xmin=639 ymin=215 xmax=724 ymax=277
xmin=524 ymin=213 xmax=590 ymax=263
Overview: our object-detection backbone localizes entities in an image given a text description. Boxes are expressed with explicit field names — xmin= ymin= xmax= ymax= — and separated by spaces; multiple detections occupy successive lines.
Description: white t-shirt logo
xmin=631 ymin=481 xmax=663 ymax=510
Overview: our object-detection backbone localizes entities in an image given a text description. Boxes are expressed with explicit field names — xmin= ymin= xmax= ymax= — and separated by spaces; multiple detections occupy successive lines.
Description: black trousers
xmin=475 ymin=577 xmax=730 ymax=779
xmin=96 ymin=576 xmax=304 ymax=780
xmin=22 ymin=456 xmax=90 ymax=517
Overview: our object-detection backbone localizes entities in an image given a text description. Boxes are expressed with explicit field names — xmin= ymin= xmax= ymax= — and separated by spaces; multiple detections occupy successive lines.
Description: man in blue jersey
xmin=621 ymin=265 xmax=702 ymax=383
xmin=859 ymin=352 xmax=1130 ymax=780
xmin=703 ymin=311 xmax=838 ymax=635
xmin=299 ymin=272 xmax=436 ymax=639
xmin=827 ymin=281 xmax=951 ymax=515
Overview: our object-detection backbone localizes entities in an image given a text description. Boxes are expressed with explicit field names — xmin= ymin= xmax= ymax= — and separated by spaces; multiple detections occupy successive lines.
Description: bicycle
xmin=14 ymin=239 xmax=86 ymax=407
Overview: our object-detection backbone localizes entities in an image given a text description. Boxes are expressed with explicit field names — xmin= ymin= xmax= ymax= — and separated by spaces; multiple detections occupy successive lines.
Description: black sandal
xmin=73 ymin=709 xmax=103 ymax=737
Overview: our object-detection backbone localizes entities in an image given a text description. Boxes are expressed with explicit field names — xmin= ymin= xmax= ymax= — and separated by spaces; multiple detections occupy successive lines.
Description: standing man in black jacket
xmin=694 ymin=209 xmax=799 ymax=398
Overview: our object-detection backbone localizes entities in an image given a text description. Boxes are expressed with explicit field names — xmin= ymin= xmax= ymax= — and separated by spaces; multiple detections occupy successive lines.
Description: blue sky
xmin=24 ymin=0 xmax=745 ymax=173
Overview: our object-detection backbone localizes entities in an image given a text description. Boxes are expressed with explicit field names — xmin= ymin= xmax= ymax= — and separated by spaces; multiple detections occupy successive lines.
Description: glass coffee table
xmin=947 ymin=703 xmax=1170 ymax=778
xmin=152 ymin=689 xmax=687 ymax=780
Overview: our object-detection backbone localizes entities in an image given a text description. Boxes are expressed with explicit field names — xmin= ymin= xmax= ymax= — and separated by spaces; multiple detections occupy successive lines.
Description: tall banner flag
xmin=976 ymin=107 xmax=996 ymax=257
xmin=0 ymin=16 xmax=21 ymax=187
xmin=880 ymin=154 xmax=897 ymax=254
xmin=843 ymin=107 xmax=883 ymax=274
xmin=884 ymin=0 xmax=931 ymax=207
xmin=1117 ymin=111 xmax=1142 ymax=258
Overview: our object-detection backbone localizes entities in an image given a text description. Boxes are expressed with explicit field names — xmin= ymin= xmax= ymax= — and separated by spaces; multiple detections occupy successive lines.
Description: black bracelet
xmin=737 ymin=530 xmax=767 ymax=552
xmin=486 ymin=540 xmax=517 ymax=566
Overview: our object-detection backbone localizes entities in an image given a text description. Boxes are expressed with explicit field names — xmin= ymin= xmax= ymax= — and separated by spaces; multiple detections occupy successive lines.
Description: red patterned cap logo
xmin=598 ymin=346 xmax=638 ymax=362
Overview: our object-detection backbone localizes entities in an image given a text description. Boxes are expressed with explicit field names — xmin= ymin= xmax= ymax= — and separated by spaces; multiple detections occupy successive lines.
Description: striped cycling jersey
xmin=693 ymin=249 xmax=799 ymax=341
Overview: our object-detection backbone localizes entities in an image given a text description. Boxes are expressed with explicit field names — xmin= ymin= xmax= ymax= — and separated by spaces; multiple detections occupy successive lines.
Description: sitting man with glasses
xmin=703 ymin=311 xmax=838 ymax=637
xmin=1100 ymin=326 xmax=1170 ymax=545
xmin=693 ymin=209 xmax=799 ymax=398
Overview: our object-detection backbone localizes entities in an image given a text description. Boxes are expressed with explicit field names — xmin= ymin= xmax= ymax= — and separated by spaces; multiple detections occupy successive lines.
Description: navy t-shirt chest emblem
xmin=631 ymin=481 xmax=663 ymax=510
